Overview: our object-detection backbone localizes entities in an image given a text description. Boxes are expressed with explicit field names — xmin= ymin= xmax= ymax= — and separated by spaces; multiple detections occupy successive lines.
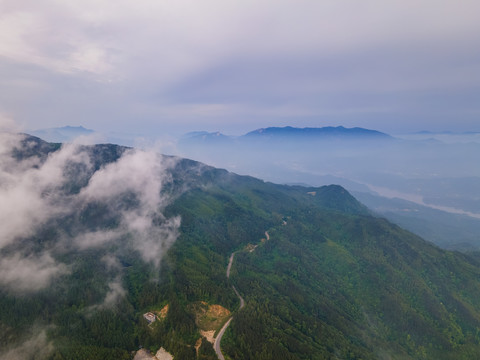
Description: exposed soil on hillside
xmin=133 ymin=347 xmax=173 ymax=360
xmin=155 ymin=304 xmax=169 ymax=320
xmin=190 ymin=301 xmax=231 ymax=331
xmin=200 ymin=330 xmax=215 ymax=344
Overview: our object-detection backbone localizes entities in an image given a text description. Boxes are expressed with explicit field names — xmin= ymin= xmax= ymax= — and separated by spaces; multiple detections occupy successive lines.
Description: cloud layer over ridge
xmin=0 ymin=126 xmax=180 ymax=295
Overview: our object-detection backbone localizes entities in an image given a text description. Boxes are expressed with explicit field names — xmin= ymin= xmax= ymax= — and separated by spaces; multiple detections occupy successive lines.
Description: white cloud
xmin=77 ymin=149 xmax=181 ymax=267
xmin=0 ymin=113 xmax=21 ymax=132
xmin=2 ymin=0 xmax=479 ymax=83
xmin=125 ymin=213 xmax=181 ymax=268
xmin=102 ymin=276 xmax=126 ymax=307
xmin=101 ymin=253 xmax=121 ymax=270
xmin=0 ymin=129 xmax=181 ymax=293
xmin=79 ymin=149 xmax=167 ymax=209
xmin=0 ymin=252 xmax=69 ymax=293
xmin=74 ymin=230 xmax=119 ymax=249
xmin=0 ymin=328 xmax=54 ymax=360
xmin=0 ymin=140 xmax=89 ymax=248
xmin=1 ymin=0 xmax=479 ymax=137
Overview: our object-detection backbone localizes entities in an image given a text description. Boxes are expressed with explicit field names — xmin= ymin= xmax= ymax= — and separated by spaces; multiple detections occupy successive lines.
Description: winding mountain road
xmin=226 ymin=253 xmax=234 ymax=279
xmin=214 ymin=317 xmax=233 ymax=360
xmin=214 ymin=252 xmax=246 ymax=360
xmin=232 ymin=285 xmax=245 ymax=309
xmin=215 ymin=232 xmax=270 ymax=359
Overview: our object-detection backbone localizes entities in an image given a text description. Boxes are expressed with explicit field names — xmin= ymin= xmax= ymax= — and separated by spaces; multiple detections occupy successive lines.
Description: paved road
xmin=214 ymin=317 xmax=233 ymax=360
xmin=232 ymin=285 xmax=245 ymax=309
xmin=214 ymin=252 xmax=246 ymax=360
xmin=226 ymin=253 xmax=235 ymax=279
xmin=216 ymin=232 xmax=269 ymax=359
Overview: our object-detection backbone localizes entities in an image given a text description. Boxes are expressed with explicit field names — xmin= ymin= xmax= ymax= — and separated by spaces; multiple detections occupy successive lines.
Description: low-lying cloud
xmin=103 ymin=277 xmax=126 ymax=306
xmin=0 ymin=126 xmax=181 ymax=296
xmin=74 ymin=148 xmax=181 ymax=268
xmin=0 ymin=252 xmax=69 ymax=292
xmin=0 ymin=328 xmax=54 ymax=360
xmin=0 ymin=134 xmax=91 ymax=248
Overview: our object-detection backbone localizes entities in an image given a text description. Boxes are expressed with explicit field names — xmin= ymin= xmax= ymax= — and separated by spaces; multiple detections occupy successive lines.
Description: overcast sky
xmin=1 ymin=0 xmax=480 ymax=136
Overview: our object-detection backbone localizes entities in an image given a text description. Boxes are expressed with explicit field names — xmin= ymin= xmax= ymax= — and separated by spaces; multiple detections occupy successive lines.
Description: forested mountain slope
xmin=1 ymin=134 xmax=480 ymax=359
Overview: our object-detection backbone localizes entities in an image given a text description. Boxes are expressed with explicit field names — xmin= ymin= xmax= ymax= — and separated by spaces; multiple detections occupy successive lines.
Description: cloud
xmin=0 ymin=328 xmax=54 ymax=360
xmin=76 ymin=149 xmax=181 ymax=267
xmin=101 ymin=253 xmax=121 ymax=270
xmin=1 ymin=1 xmax=479 ymax=134
xmin=125 ymin=214 xmax=181 ymax=268
xmin=0 ymin=113 xmax=21 ymax=132
xmin=0 ymin=139 xmax=89 ymax=248
xmin=0 ymin=252 xmax=69 ymax=293
xmin=74 ymin=230 xmax=119 ymax=249
xmin=2 ymin=0 xmax=479 ymax=80
xmin=79 ymin=149 xmax=168 ymax=209
xmin=101 ymin=276 xmax=126 ymax=308
xmin=0 ymin=129 xmax=181 ymax=294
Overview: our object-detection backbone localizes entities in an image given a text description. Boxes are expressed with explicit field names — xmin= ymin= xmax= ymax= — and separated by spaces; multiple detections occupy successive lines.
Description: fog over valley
xmin=175 ymin=126 xmax=480 ymax=250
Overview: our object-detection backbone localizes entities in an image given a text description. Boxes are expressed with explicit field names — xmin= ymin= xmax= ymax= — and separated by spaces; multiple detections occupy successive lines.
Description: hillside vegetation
xmin=1 ymin=136 xmax=480 ymax=359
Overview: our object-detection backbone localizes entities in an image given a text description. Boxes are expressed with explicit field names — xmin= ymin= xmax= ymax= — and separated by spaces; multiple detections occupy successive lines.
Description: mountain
xmin=180 ymin=126 xmax=393 ymax=146
xmin=28 ymin=125 xmax=95 ymax=142
xmin=243 ymin=126 xmax=393 ymax=141
xmin=353 ymin=190 xmax=480 ymax=251
xmin=180 ymin=131 xmax=234 ymax=145
xmin=3 ymin=134 xmax=480 ymax=359
xmin=176 ymin=125 xmax=480 ymax=251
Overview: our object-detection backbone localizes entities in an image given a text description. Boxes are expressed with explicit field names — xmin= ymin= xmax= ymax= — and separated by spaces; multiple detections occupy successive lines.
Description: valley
xmin=177 ymin=126 xmax=480 ymax=252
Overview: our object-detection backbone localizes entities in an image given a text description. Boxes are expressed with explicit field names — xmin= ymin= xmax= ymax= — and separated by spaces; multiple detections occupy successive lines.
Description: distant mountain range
xmin=176 ymin=125 xmax=480 ymax=253
xmin=28 ymin=125 xmax=95 ymax=143
xmin=244 ymin=125 xmax=393 ymax=139
xmin=181 ymin=126 xmax=394 ymax=145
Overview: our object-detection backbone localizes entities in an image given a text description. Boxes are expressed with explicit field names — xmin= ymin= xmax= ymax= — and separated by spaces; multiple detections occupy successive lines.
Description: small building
xmin=143 ymin=312 xmax=156 ymax=324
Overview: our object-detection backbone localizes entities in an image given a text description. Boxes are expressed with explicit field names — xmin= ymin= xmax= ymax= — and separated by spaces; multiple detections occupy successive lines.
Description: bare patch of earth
xmin=133 ymin=347 xmax=173 ymax=360
xmin=155 ymin=347 xmax=174 ymax=360
xmin=245 ymin=243 xmax=258 ymax=252
xmin=155 ymin=304 xmax=169 ymax=320
xmin=191 ymin=301 xmax=231 ymax=331
xmin=195 ymin=337 xmax=202 ymax=356
xmin=133 ymin=349 xmax=152 ymax=360
xmin=200 ymin=330 xmax=216 ymax=344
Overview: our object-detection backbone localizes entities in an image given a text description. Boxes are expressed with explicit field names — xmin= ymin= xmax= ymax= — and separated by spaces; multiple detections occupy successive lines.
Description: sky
xmin=1 ymin=0 xmax=480 ymax=137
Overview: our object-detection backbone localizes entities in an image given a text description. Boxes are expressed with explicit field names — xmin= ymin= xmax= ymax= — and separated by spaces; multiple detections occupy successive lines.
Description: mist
xmin=177 ymin=127 xmax=480 ymax=250
xmin=0 ymin=128 xmax=181 ymax=296
xmin=0 ymin=327 xmax=54 ymax=360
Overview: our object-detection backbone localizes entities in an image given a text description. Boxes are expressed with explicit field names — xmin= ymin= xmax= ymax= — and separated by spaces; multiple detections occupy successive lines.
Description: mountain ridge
xmin=180 ymin=125 xmax=394 ymax=144
xmin=243 ymin=125 xmax=393 ymax=139
xmin=28 ymin=125 xmax=95 ymax=143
